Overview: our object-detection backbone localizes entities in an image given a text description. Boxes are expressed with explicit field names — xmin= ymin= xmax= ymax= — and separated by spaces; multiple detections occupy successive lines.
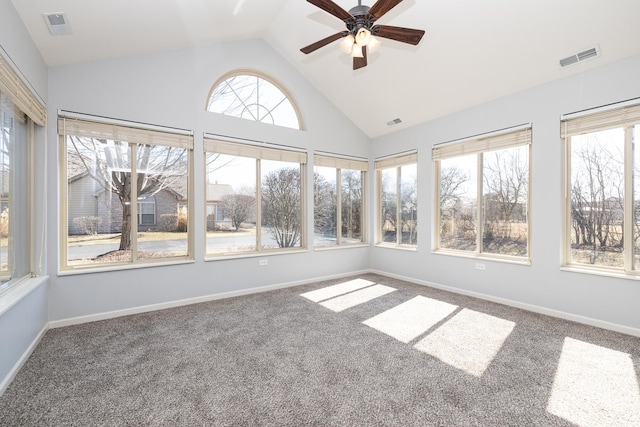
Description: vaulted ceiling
xmin=11 ymin=0 xmax=640 ymax=138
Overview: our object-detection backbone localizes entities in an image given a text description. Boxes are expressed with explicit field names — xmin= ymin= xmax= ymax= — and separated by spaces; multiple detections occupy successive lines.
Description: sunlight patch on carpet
xmin=300 ymin=278 xmax=376 ymax=302
xmin=546 ymin=337 xmax=640 ymax=427
xmin=319 ymin=285 xmax=397 ymax=312
xmin=413 ymin=308 xmax=515 ymax=377
xmin=362 ymin=296 xmax=458 ymax=343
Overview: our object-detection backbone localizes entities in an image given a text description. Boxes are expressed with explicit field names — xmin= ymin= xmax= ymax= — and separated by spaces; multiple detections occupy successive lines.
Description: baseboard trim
xmin=49 ymin=270 xmax=372 ymax=329
xmin=0 ymin=324 xmax=48 ymax=397
xmin=371 ymin=269 xmax=640 ymax=338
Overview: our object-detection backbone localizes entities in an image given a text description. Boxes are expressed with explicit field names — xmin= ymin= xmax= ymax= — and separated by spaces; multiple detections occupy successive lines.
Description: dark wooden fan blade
xmin=301 ymin=32 xmax=347 ymax=54
xmin=307 ymin=0 xmax=354 ymax=22
xmin=367 ymin=0 xmax=403 ymax=20
xmin=372 ymin=25 xmax=425 ymax=45
xmin=353 ymin=46 xmax=367 ymax=70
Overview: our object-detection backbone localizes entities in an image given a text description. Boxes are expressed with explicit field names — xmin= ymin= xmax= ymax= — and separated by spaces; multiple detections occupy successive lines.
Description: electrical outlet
xmin=475 ymin=263 xmax=486 ymax=271
xmin=259 ymin=259 xmax=268 ymax=266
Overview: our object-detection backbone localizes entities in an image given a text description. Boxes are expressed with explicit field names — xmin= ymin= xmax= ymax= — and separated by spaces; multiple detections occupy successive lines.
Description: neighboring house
xmin=67 ymin=167 xmax=188 ymax=235
xmin=206 ymin=183 xmax=234 ymax=230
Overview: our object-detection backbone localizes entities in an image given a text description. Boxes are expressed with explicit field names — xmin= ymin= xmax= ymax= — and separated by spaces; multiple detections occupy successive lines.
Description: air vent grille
xmin=559 ymin=45 xmax=600 ymax=68
xmin=43 ymin=12 xmax=72 ymax=36
xmin=387 ymin=118 xmax=402 ymax=126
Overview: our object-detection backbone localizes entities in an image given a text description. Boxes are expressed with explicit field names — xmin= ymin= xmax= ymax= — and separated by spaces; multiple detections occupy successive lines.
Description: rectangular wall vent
xmin=387 ymin=118 xmax=402 ymax=126
xmin=43 ymin=12 xmax=72 ymax=36
xmin=559 ymin=45 xmax=600 ymax=68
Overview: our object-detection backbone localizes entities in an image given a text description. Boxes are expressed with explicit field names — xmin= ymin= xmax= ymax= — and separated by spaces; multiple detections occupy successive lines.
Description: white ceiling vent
xmin=387 ymin=118 xmax=402 ymax=126
xmin=43 ymin=12 xmax=72 ymax=36
xmin=559 ymin=45 xmax=600 ymax=68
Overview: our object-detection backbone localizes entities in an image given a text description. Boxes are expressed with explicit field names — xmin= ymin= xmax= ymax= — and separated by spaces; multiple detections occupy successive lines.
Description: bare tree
xmin=67 ymin=136 xmax=188 ymax=251
xmin=261 ymin=167 xmax=301 ymax=248
xmin=313 ymin=172 xmax=336 ymax=237
xmin=219 ymin=193 xmax=256 ymax=231
xmin=341 ymin=170 xmax=362 ymax=239
xmin=570 ymin=137 xmax=624 ymax=263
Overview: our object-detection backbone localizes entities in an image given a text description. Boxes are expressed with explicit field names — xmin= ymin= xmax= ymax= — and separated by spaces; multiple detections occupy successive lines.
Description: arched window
xmin=206 ymin=71 xmax=302 ymax=130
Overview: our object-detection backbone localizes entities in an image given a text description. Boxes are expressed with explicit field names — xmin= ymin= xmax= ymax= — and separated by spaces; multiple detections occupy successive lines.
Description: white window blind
xmin=374 ymin=152 xmax=417 ymax=170
xmin=204 ymin=138 xmax=307 ymax=164
xmin=314 ymin=153 xmax=368 ymax=171
xmin=561 ymin=102 xmax=640 ymax=138
xmin=0 ymin=55 xmax=46 ymax=126
xmin=432 ymin=126 xmax=531 ymax=161
xmin=58 ymin=116 xmax=193 ymax=149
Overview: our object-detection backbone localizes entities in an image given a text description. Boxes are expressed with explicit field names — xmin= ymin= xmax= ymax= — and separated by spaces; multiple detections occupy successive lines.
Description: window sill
xmin=204 ymin=248 xmax=308 ymax=262
xmin=374 ymin=244 xmax=418 ymax=252
xmin=560 ymin=265 xmax=640 ymax=281
xmin=58 ymin=258 xmax=195 ymax=276
xmin=432 ymin=249 xmax=531 ymax=266
xmin=0 ymin=275 xmax=48 ymax=317
xmin=314 ymin=243 xmax=369 ymax=252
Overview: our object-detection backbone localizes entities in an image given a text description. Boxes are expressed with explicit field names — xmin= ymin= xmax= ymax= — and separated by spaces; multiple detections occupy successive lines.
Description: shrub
xmin=72 ymin=216 xmax=102 ymax=235
xmin=176 ymin=206 xmax=188 ymax=232
xmin=0 ymin=208 xmax=8 ymax=238
xmin=160 ymin=214 xmax=178 ymax=231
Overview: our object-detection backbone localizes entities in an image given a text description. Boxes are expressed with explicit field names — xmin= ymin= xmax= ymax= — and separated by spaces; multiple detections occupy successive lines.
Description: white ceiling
xmin=11 ymin=0 xmax=640 ymax=138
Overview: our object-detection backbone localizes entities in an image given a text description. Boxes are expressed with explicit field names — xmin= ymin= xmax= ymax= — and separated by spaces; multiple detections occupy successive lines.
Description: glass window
xmin=60 ymin=115 xmax=193 ymax=270
xmin=313 ymin=154 xmax=367 ymax=247
xmin=563 ymin=102 xmax=640 ymax=273
xmin=0 ymin=92 xmax=32 ymax=291
xmin=207 ymin=72 xmax=302 ymax=130
xmin=204 ymin=139 xmax=306 ymax=256
xmin=375 ymin=153 xmax=417 ymax=247
xmin=434 ymin=127 xmax=531 ymax=260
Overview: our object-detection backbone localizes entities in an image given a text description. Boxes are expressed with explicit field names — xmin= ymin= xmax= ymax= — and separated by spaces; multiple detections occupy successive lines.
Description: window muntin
xmin=0 ymin=92 xmax=31 ymax=290
xmin=434 ymin=127 xmax=531 ymax=260
xmin=563 ymin=102 xmax=640 ymax=273
xmin=60 ymin=115 xmax=193 ymax=270
xmin=313 ymin=154 xmax=367 ymax=247
xmin=375 ymin=153 xmax=417 ymax=247
xmin=207 ymin=72 xmax=302 ymax=130
xmin=204 ymin=138 xmax=306 ymax=257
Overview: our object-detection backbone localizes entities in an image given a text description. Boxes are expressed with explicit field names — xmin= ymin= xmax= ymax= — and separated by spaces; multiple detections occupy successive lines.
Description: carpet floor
xmin=1 ymin=273 xmax=639 ymax=426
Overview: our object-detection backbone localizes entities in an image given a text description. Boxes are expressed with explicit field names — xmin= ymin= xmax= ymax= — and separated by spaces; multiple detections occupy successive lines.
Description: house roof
xmin=10 ymin=1 xmax=640 ymax=138
xmin=206 ymin=183 xmax=234 ymax=202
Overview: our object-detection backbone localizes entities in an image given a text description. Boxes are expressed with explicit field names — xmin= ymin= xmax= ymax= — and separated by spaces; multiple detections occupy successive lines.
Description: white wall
xmin=371 ymin=53 xmax=640 ymax=334
xmin=47 ymin=38 xmax=371 ymax=322
xmin=0 ymin=0 xmax=49 ymax=393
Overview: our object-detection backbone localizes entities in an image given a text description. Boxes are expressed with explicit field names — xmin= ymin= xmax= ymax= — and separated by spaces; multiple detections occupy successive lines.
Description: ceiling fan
xmin=300 ymin=0 xmax=425 ymax=70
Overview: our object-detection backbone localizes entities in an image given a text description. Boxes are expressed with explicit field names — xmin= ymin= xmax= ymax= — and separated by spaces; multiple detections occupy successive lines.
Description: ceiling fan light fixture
xmin=367 ymin=36 xmax=380 ymax=54
xmin=340 ymin=34 xmax=355 ymax=54
xmin=351 ymin=45 xmax=364 ymax=58
xmin=355 ymin=27 xmax=371 ymax=46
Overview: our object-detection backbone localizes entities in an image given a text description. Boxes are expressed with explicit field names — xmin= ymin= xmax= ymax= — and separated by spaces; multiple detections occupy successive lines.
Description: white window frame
xmin=375 ymin=151 xmax=418 ymax=248
xmin=0 ymin=54 xmax=44 ymax=294
xmin=433 ymin=125 xmax=532 ymax=262
xmin=313 ymin=152 xmax=368 ymax=248
xmin=206 ymin=70 xmax=304 ymax=131
xmin=562 ymin=99 xmax=640 ymax=275
xmin=204 ymin=136 xmax=307 ymax=258
xmin=58 ymin=112 xmax=194 ymax=272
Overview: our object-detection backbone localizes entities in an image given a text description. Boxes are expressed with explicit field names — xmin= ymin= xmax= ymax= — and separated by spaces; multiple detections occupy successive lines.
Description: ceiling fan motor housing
xmin=347 ymin=5 xmax=372 ymax=34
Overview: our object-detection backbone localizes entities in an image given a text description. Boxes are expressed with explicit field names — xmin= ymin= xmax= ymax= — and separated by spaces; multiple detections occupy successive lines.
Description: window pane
xmin=208 ymin=74 xmax=300 ymax=130
xmin=570 ymin=128 xmax=624 ymax=268
xmin=0 ymin=93 xmax=30 ymax=285
xmin=439 ymin=155 xmax=477 ymax=251
xmin=380 ymin=168 xmax=397 ymax=243
xmin=66 ymin=138 xmax=131 ymax=266
xmin=341 ymin=169 xmax=364 ymax=244
xmin=206 ymin=153 xmax=257 ymax=255
xmin=635 ymin=126 xmax=640 ymax=270
xmin=261 ymin=160 xmax=302 ymax=249
xmin=314 ymin=166 xmax=337 ymax=246
xmin=136 ymin=144 xmax=189 ymax=260
xmin=400 ymin=164 xmax=417 ymax=245
xmin=482 ymin=146 xmax=528 ymax=256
